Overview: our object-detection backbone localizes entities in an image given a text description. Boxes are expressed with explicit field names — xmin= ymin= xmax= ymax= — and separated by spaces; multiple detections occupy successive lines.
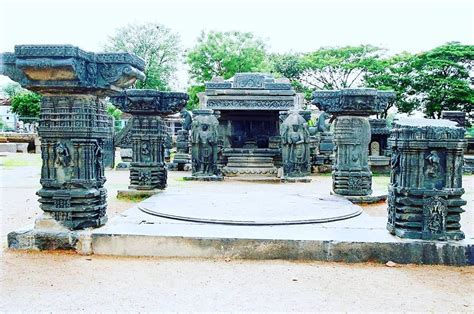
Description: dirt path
xmin=1 ymin=153 xmax=473 ymax=311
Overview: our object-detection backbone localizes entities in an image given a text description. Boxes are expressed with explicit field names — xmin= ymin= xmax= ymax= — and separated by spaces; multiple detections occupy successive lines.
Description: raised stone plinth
xmin=110 ymin=89 xmax=188 ymax=194
xmin=369 ymin=155 xmax=391 ymax=174
xmin=312 ymin=89 xmax=395 ymax=197
xmin=0 ymin=45 xmax=144 ymax=229
xmin=387 ymin=118 xmax=467 ymax=240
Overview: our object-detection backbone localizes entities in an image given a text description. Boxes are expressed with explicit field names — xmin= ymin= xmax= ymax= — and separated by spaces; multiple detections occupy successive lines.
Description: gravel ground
xmin=1 ymin=153 xmax=473 ymax=312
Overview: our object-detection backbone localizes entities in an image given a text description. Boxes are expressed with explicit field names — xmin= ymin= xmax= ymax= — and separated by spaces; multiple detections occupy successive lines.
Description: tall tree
xmin=104 ymin=22 xmax=181 ymax=91
xmin=367 ymin=43 xmax=474 ymax=120
xmin=186 ymin=31 xmax=269 ymax=109
xmin=365 ymin=52 xmax=414 ymax=119
xmin=299 ymin=45 xmax=384 ymax=90
xmin=405 ymin=43 xmax=473 ymax=119
xmin=187 ymin=31 xmax=269 ymax=83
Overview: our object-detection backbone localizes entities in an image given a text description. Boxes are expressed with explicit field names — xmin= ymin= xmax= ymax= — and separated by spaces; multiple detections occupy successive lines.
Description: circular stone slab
xmin=138 ymin=189 xmax=362 ymax=225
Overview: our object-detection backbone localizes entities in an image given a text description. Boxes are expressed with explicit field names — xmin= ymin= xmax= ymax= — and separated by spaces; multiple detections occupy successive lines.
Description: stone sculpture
xmin=110 ymin=89 xmax=188 ymax=193
xmin=169 ymin=109 xmax=192 ymax=171
xmin=280 ymin=111 xmax=311 ymax=179
xmin=189 ymin=109 xmax=221 ymax=179
xmin=387 ymin=118 xmax=467 ymax=240
xmin=0 ymin=45 xmax=144 ymax=229
xmin=313 ymin=111 xmax=335 ymax=172
xmin=312 ymin=88 xmax=395 ymax=196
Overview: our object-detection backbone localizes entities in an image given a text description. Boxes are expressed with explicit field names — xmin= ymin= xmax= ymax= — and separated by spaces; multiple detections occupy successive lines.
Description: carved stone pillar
xmin=0 ymin=45 xmax=144 ymax=229
xmin=312 ymin=89 xmax=394 ymax=196
xmin=111 ymin=90 xmax=188 ymax=192
xmin=387 ymin=118 xmax=467 ymax=240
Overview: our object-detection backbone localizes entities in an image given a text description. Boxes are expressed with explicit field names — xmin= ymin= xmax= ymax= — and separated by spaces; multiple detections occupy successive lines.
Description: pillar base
xmin=332 ymin=171 xmax=372 ymax=196
xmin=129 ymin=163 xmax=167 ymax=190
xmin=330 ymin=191 xmax=387 ymax=204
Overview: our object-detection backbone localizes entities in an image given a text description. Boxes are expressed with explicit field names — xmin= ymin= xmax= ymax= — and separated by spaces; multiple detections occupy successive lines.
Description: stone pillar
xmin=171 ymin=130 xmax=192 ymax=170
xmin=170 ymin=109 xmax=193 ymax=171
xmin=186 ymin=109 xmax=222 ymax=181
xmin=312 ymin=89 xmax=395 ymax=196
xmin=0 ymin=45 xmax=144 ymax=229
xmin=111 ymin=90 xmax=188 ymax=193
xmin=387 ymin=118 xmax=467 ymax=240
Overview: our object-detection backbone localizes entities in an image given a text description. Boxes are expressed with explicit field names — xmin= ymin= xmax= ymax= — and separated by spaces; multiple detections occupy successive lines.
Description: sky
xmin=0 ymin=0 xmax=473 ymax=89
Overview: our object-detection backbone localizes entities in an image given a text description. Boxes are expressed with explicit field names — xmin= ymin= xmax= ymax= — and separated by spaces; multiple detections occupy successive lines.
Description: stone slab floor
xmin=1 ymin=152 xmax=473 ymax=312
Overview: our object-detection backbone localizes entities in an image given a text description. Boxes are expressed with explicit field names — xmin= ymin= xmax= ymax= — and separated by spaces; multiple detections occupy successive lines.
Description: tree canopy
xmin=104 ymin=22 xmax=181 ymax=91
xmin=10 ymin=92 xmax=41 ymax=119
xmin=187 ymin=31 xmax=269 ymax=83
xmin=185 ymin=31 xmax=269 ymax=109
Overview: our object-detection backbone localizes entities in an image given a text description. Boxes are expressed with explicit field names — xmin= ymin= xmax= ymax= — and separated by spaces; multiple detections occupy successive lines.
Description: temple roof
xmin=202 ymin=73 xmax=300 ymax=111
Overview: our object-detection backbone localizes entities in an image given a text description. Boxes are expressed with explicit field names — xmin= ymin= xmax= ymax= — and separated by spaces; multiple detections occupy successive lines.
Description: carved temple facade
xmin=193 ymin=73 xmax=307 ymax=179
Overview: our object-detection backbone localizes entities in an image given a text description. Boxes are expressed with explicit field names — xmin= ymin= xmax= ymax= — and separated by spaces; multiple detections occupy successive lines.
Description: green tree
xmin=186 ymin=85 xmax=205 ymax=110
xmin=104 ymin=22 xmax=181 ymax=90
xmin=186 ymin=31 xmax=269 ymax=108
xmin=406 ymin=43 xmax=473 ymax=119
xmin=269 ymin=53 xmax=312 ymax=105
xmin=10 ymin=92 xmax=41 ymax=119
xmin=299 ymin=45 xmax=384 ymax=90
xmin=367 ymin=43 xmax=474 ymax=120
xmin=106 ymin=103 xmax=122 ymax=120
xmin=365 ymin=52 xmax=414 ymax=118
xmin=187 ymin=31 xmax=269 ymax=82
xmin=270 ymin=46 xmax=385 ymax=106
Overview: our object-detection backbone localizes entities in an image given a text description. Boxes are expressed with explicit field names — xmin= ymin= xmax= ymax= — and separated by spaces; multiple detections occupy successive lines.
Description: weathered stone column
xmin=186 ymin=109 xmax=222 ymax=181
xmin=111 ymin=90 xmax=188 ymax=194
xmin=387 ymin=118 xmax=467 ymax=240
xmin=0 ymin=45 xmax=144 ymax=229
xmin=312 ymin=89 xmax=394 ymax=196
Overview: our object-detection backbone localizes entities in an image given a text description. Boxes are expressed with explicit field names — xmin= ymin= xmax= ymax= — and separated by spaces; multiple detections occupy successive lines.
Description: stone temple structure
xmin=368 ymin=118 xmax=391 ymax=173
xmin=193 ymin=73 xmax=303 ymax=180
xmin=0 ymin=45 xmax=144 ymax=229
xmin=312 ymin=88 xmax=395 ymax=197
xmin=387 ymin=118 xmax=467 ymax=240
xmin=111 ymin=89 xmax=188 ymax=195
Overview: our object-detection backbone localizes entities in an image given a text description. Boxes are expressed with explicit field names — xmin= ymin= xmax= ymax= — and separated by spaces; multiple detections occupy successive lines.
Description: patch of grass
xmin=0 ymin=154 xmax=42 ymax=168
xmin=116 ymin=194 xmax=150 ymax=202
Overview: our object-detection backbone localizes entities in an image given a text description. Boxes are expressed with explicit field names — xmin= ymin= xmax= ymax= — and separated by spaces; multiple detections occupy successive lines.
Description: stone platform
xmin=7 ymin=180 xmax=473 ymax=265
xmin=138 ymin=186 xmax=361 ymax=225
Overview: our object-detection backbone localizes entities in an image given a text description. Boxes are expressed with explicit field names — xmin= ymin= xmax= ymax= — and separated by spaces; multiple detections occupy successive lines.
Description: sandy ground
xmin=1 ymin=153 xmax=473 ymax=312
